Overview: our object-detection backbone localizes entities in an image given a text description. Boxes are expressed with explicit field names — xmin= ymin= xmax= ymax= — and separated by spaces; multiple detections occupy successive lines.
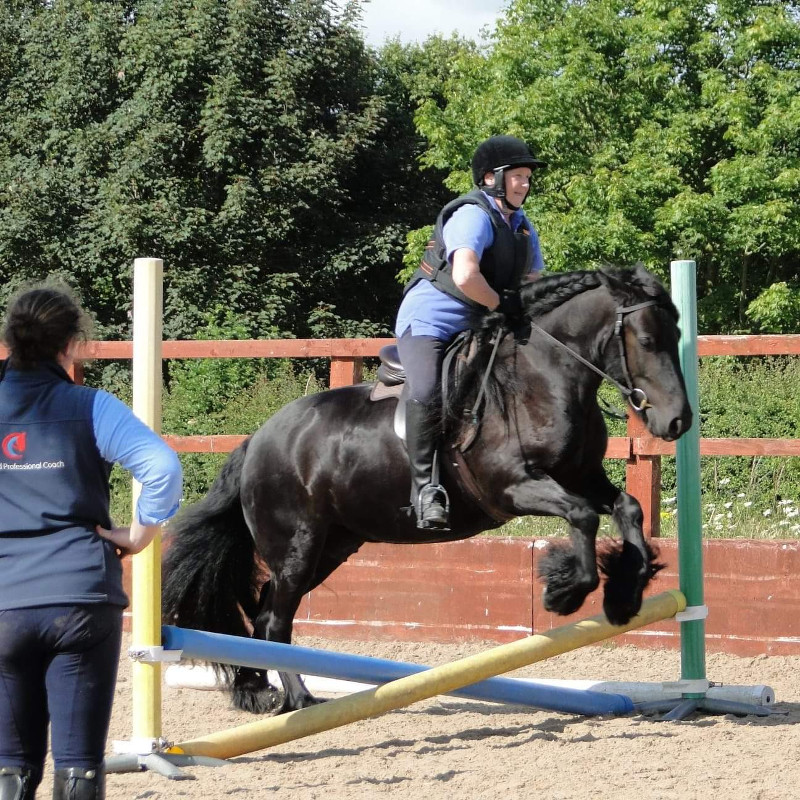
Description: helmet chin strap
xmin=483 ymin=166 xmax=530 ymax=213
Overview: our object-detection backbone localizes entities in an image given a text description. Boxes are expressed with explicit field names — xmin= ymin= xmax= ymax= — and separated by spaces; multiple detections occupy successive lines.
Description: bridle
xmin=527 ymin=299 xmax=660 ymax=413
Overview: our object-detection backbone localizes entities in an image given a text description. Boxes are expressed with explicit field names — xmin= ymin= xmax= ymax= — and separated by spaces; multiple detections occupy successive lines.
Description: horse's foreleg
xmin=504 ymin=473 xmax=600 ymax=616
xmin=598 ymin=491 xmax=664 ymax=625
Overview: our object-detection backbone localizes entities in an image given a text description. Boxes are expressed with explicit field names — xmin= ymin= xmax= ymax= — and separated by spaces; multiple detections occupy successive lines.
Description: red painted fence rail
xmin=2 ymin=334 xmax=798 ymax=538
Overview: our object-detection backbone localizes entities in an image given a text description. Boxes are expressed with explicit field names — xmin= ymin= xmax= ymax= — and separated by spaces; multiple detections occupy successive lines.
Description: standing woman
xmin=0 ymin=285 xmax=182 ymax=800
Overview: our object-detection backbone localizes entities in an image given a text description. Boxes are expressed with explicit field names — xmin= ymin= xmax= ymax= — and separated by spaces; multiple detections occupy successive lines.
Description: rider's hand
xmin=497 ymin=289 xmax=523 ymax=318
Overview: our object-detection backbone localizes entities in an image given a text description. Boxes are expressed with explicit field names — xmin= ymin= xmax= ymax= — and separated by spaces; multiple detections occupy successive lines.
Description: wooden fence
xmin=3 ymin=334 xmax=799 ymax=537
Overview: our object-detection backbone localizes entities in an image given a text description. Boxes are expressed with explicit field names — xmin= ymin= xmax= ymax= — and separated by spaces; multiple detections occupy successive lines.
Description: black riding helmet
xmin=471 ymin=135 xmax=547 ymax=211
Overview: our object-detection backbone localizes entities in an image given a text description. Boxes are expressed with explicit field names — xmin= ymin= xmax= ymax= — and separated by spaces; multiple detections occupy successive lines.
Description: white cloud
xmin=358 ymin=0 xmax=506 ymax=46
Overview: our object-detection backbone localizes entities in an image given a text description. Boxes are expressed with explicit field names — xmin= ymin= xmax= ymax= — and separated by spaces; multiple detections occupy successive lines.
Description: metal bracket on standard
xmin=674 ymin=605 xmax=708 ymax=622
xmin=128 ymin=645 xmax=183 ymax=663
xmin=106 ymin=739 xmax=228 ymax=779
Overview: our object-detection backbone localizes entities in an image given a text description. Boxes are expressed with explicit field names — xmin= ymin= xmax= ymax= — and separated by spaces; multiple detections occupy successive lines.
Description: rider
xmin=395 ymin=134 xmax=547 ymax=530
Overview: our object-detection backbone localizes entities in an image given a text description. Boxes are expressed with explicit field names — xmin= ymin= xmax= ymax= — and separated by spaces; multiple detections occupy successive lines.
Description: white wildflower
xmin=763 ymin=509 xmax=772 ymax=517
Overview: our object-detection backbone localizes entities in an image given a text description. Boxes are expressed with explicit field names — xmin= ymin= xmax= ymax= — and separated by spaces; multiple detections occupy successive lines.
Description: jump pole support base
xmin=104 ymin=751 xmax=229 ymax=779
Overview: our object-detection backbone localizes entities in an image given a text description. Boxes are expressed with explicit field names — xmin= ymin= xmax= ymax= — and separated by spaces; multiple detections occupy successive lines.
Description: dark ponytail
xmin=2 ymin=284 xmax=91 ymax=369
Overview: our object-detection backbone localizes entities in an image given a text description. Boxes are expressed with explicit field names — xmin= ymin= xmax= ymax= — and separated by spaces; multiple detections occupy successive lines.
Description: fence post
xmin=329 ymin=356 xmax=363 ymax=388
xmin=68 ymin=361 xmax=85 ymax=385
xmin=625 ymin=413 xmax=661 ymax=538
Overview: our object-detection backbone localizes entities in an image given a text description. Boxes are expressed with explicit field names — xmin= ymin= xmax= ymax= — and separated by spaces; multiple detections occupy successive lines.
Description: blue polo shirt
xmin=396 ymin=194 xmax=544 ymax=340
xmin=0 ymin=362 xmax=182 ymax=609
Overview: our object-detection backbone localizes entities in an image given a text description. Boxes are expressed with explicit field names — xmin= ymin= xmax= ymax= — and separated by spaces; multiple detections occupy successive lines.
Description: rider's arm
xmin=451 ymin=249 xmax=501 ymax=309
xmin=521 ymin=218 xmax=545 ymax=282
xmin=443 ymin=205 xmax=500 ymax=310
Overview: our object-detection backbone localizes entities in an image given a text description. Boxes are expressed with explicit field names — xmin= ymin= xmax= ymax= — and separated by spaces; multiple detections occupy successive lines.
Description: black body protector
xmin=404 ymin=189 xmax=533 ymax=304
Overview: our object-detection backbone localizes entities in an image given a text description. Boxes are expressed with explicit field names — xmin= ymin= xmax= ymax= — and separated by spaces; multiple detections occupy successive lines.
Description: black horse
xmin=162 ymin=265 xmax=691 ymax=714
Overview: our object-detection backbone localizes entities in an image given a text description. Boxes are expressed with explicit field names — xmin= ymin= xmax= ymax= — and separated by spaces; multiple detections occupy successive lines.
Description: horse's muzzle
xmin=662 ymin=408 xmax=693 ymax=442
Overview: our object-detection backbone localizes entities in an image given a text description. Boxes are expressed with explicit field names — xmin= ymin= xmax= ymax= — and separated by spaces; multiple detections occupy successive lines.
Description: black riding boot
xmin=405 ymin=399 xmax=449 ymax=530
xmin=0 ymin=767 xmax=37 ymax=800
xmin=52 ymin=768 xmax=104 ymax=800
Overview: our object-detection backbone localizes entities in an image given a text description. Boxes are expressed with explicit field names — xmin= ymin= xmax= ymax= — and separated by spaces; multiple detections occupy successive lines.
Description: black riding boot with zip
xmin=405 ymin=399 xmax=449 ymax=530
xmin=0 ymin=767 xmax=37 ymax=800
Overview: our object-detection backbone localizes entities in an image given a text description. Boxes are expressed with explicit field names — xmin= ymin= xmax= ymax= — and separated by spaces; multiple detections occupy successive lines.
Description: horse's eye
xmin=638 ymin=336 xmax=653 ymax=350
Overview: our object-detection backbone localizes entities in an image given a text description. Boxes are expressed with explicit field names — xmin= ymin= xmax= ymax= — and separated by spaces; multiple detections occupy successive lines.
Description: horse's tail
xmin=162 ymin=438 xmax=259 ymax=639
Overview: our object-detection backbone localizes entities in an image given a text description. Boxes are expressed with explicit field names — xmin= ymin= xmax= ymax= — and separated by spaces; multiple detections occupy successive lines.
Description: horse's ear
xmin=632 ymin=262 xmax=663 ymax=297
xmin=595 ymin=267 xmax=627 ymax=294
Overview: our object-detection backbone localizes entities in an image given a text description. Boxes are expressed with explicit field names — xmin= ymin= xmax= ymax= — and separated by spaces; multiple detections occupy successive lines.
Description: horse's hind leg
xmin=235 ymin=530 xmax=361 ymax=714
xmin=229 ymin=580 xmax=285 ymax=714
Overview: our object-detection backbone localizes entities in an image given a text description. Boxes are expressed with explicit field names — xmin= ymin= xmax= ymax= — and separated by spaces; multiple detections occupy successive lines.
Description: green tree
xmin=415 ymin=0 xmax=800 ymax=333
xmin=0 ymin=0 xmax=453 ymax=343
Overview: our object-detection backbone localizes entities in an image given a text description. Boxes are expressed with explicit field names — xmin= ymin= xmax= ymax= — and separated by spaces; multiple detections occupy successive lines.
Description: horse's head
xmin=597 ymin=265 xmax=692 ymax=442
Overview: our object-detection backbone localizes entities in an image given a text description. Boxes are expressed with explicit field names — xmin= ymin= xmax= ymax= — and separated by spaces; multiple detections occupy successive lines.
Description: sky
xmin=357 ymin=0 xmax=507 ymax=47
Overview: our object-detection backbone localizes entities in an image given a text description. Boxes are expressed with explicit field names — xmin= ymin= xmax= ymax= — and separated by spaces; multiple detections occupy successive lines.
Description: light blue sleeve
xmin=442 ymin=204 xmax=495 ymax=262
xmin=526 ymin=220 xmax=545 ymax=274
xmin=92 ymin=391 xmax=183 ymax=525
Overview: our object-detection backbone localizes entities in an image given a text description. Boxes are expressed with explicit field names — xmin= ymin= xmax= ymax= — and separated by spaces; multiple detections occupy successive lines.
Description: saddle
xmin=369 ymin=344 xmax=410 ymax=441
xmin=370 ymin=332 xmax=473 ymax=444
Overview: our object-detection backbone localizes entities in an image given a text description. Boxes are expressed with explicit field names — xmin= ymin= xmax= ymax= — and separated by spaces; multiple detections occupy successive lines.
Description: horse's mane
xmin=520 ymin=270 xmax=602 ymax=318
xmin=444 ymin=265 xmax=677 ymax=430
xmin=520 ymin=265 xmax=677 ymax=321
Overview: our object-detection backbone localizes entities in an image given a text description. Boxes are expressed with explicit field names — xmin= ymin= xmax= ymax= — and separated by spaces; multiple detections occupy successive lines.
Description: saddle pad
xmin=369 ymin=381 xmax=403 ymax=402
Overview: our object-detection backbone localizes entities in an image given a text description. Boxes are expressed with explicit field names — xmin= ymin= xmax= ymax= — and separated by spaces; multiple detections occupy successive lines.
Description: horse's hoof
xmin=543 ymin=584 xmax=589 ymax=617
xmin=538 ymin=543 xmax=597 ymax=616
xmin=274 ymin=693 xmax=327 ymax=715
xmin=232 ymin=685 xmax=286 ymax=715
xmin=602 ymin=592 xmax=637 ymax=626
xmin=598 ymin=540 xmax=664 ymax=625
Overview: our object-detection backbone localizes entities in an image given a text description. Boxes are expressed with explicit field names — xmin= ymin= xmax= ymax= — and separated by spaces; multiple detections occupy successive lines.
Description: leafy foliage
xmin=0 ymin=0 xmax=455 ymax=341
xmin=414 ymin=0 xmax=800 ymax=333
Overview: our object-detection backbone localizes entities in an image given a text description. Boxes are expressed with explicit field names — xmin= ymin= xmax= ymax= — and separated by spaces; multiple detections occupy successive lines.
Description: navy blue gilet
xmin=0 ymin=361 xmax=126 ymax=609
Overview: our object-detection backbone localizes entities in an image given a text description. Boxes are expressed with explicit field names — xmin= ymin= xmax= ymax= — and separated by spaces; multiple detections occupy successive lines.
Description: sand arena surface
xmin=35 ymin=634 xmax=800 ymax=799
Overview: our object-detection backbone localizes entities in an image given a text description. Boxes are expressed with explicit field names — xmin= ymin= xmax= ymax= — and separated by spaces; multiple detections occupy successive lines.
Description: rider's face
xmin=503 ymin=167 xmax=532 ymax=207
xmin=483 ymin=167 xmax=532 ymax=208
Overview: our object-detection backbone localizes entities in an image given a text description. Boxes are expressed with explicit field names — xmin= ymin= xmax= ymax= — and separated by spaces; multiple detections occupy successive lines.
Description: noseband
xmin=528 ymin=299 xmax=660 ymax=412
